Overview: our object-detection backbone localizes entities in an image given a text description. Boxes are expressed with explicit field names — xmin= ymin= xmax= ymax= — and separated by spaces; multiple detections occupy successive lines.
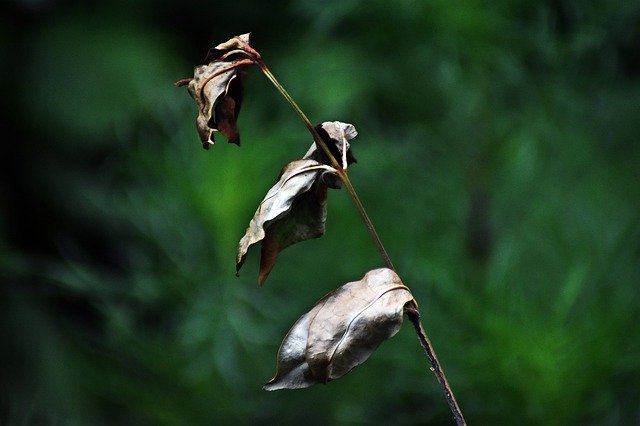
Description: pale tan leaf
xmin=304 ymin=121 xmax=358 ymax=170
xmin=236 ymin=159 xmax=337 ymax=285
xmin=264 ymin=268 xmax=416 ymax=390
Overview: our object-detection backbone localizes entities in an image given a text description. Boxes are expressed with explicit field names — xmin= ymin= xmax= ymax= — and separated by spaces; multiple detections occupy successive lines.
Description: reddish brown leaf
xmin=177 ymin=33 xmax=257 ymax=148
xmin=264 ymin=268 xmax=417 ymax=390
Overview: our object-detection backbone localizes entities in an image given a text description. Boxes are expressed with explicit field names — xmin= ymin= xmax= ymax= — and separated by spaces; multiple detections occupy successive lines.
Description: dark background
xmin=2 ymin=0 xmax=639 ymax=424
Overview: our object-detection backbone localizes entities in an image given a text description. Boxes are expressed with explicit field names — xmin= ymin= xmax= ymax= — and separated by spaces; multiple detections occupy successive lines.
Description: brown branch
xmin=405 ymin=306 xmax=467 ymax=426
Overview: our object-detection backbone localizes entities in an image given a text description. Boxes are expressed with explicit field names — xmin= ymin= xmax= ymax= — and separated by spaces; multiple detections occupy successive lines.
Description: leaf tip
xmin=262 ymin=383 xmax=276 ymax=392
xmin=257 ymin=272 xmax=267 ymax=287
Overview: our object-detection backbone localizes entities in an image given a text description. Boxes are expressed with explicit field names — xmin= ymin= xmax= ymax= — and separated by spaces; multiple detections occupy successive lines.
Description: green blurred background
xmin=2 ymin=0 xmax=639 ymax=424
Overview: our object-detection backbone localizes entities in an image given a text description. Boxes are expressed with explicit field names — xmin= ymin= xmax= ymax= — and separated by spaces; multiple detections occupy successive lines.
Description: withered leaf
xmin=203 ymin=33 xmax=259 ymax=64
xmin=176 ymin=33 xmax=256 ymax=149
xmin=304 ymin=121 xmax=358 ymax=169
xmin=264 ymin=268 xmax=417 ymax=391
xmin=236 ymin=159 xmax=337 ymax=285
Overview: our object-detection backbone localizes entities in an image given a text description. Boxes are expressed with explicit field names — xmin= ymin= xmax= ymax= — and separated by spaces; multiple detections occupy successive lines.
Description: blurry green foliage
xmin=2 ymin=0 xmax=639 ymax=424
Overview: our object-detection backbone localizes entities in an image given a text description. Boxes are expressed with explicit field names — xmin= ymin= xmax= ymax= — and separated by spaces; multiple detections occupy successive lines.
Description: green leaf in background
xmin=20 ymin=13 xmax=178 ymax=146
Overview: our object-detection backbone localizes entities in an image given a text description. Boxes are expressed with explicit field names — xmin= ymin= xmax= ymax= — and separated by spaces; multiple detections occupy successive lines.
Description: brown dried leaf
xmin=236 ymin=159 xmax=337 ymax=285
xmin=264 ymin=268 xmax=417 ymax=391
xmin=176 ymin=33 xmax=256 ymax=149
xmin=204 ymin=33 xmax=256 ymax=63
xmin=304 ymin=121 xmax=358 ymax=169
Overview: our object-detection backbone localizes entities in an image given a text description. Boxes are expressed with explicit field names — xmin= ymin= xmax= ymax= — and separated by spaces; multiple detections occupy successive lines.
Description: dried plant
xmin=177 ymin=33 xmax=466 ymax=425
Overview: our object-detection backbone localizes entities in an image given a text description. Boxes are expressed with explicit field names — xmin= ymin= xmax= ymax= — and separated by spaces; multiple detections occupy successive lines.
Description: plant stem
xmin=258 ymin=58 xmax=466 ymax=424
xmin=338 ymin=175 xmax=395 ymax=270
xmin=405 ymin=307 xmax=467 ymax=426
xmin=257 ymin=61 xmax=394 ymax=270
xmin=256 ymin=63 xmax=317 ymax=138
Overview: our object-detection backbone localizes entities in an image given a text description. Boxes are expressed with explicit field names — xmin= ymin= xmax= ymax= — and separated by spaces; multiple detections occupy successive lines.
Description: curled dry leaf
xmin=304 ymin=121 xmax=358 ymax=170
xmin=264 ymin=268 xmax=417 ymax=391
xmin=236 ymin=159 xmax=338 ymax=285
xmin=176 ymin=33 xmax=257 ymax=149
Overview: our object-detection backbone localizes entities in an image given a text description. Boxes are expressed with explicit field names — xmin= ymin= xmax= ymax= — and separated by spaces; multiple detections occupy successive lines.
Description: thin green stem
xmin=339 ymin=175 xmax=395 ymax=270
xmin=257 ymin=60 xmax=394 ymax=270
xmin=257 ymin=63 xmax=317 ymax=137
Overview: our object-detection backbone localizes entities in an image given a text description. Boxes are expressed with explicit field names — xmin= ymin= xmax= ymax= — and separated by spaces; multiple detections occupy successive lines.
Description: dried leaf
xmin=304 ymin=121 xmax=358 ymax=170
xmin=264 ymin=268 xmax=417 ymax=391
xmin=204 ymin=33 xmax=256 ymax=64
xmin=236 ymin=159 xmax=337 ymax=285
xmin=176 ymin=33 xmax=256 ymax=148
